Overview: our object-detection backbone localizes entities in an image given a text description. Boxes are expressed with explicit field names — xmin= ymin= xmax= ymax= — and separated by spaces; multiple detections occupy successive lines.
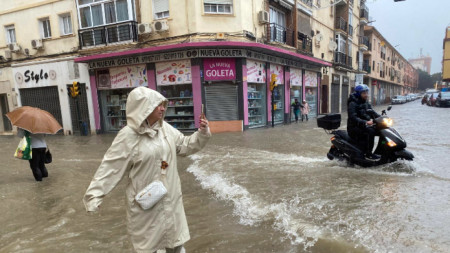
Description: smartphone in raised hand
xmin=201 ymin=104 xmax=206 ymax=120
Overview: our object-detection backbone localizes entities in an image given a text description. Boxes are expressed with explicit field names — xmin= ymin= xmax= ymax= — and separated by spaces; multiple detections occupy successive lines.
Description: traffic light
xmin=70 ymin=81 xmax=80 ymax=98
xmin=270 ymin=74 xmax=278 ymax=91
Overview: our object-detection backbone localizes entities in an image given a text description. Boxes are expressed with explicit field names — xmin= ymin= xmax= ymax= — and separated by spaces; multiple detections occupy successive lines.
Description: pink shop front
xmin=75 ymin=42 xmax=330 ymax=133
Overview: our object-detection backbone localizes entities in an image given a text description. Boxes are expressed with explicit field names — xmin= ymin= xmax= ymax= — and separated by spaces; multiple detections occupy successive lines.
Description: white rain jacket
xmin=83 ymin=86 xmax=211 ymax=252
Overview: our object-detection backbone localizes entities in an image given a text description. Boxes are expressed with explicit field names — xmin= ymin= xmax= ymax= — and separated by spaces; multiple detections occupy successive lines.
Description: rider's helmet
xmin=354 ymin=84 xmax=369 ymax=97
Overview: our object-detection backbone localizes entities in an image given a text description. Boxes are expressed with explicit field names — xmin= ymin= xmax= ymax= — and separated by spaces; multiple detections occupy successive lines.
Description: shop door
xmin=67 ymin=83 xmax=91 ymax=134
xmin=19 ymin=87 xmax=63 ymax=131
xmin=341 ymin=84 xmax=349 ymax=113
xmin=321 ymin=85 xmax=328 ymax=114
xmin=0 ymin=94 xmax=12 ymax=131
xmin=205 ymin=83 xmax=238 ymax=121
xmin=331 ymin=83 xmax=340 ymax=113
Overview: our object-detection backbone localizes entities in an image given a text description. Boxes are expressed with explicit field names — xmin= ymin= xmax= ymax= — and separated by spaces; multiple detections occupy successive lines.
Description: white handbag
xmin=135 ymin=180 xmax=167 ymax=210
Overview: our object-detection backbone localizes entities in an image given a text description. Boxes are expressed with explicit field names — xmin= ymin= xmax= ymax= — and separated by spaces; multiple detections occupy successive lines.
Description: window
xmin=153 ymin=0 xmax=169 ymax=19
xmin=270 ymin=7 xmax=286 ymax=43
xmin=59 ymin=14 xmax=73 ymax=35
xmin=335 ymin=34 xmax=346 ymax=53
xmin=78 ymin=0 xmax=131 ymax=28
xmin=5 ymin=25 xmax=16 ymax=44
xmin=40 ymin=18 xmax=52 ymax=39
xmin=204 ymin=0 xmax=233 ymax=14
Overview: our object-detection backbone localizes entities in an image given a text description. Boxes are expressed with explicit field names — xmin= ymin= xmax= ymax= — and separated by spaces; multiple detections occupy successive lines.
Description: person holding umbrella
xmin=6 ymin=106 xmax=62 ymax=181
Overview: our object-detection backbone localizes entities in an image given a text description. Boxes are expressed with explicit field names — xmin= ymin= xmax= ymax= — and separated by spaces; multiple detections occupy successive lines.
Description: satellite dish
xmin=329 ymin=41 xmax=338 ymax=51
xmin=316 ymin=33 xmax=323 ymax=42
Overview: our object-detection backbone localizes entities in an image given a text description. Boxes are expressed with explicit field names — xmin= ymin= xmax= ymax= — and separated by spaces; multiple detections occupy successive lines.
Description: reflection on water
xmin=1 ymin=101 xmax=449 ymax=253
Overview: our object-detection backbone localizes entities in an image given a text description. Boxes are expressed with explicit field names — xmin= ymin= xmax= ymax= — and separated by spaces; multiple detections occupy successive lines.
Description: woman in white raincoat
xmin=83 ymin=86 xmax=211 ymax=253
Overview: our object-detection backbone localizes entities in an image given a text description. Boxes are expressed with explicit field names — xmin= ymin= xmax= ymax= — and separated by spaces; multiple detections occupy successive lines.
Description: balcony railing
xmin=335 ymin=17 xmax=348 ymax=33
xmin=360 ymin=8 xmax=369 ymax=20
xmin=266 ymin=23 xmax=295 ymax=47
xmin=297 ymin=33 xmax=313 ymax=56
xmin=334 ymin=52 xmax=347 ymax=65
xmin=362 ymin=63 xmax=371 ymax=73
xmin=78 ymin=21 xmax=138 ymax=48
xmin=359 ymin=36 xmax=370 ymax=47
xmin=300 ymin=0 xmax=313 ymax=7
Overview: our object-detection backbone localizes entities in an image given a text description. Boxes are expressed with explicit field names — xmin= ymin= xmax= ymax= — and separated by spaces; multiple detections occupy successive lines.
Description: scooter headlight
xmin=383 ymin=118 xmax=394 ymax=127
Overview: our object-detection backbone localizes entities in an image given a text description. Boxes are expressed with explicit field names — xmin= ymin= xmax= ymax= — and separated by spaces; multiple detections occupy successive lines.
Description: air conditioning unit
xmin=8 ymin=43 xmax=20 ymax=52
xmin=258 ymin=11 xmax=269 ymax=24
xmin=31 ymin=39 xmax=43 ymax=49
xmin=152 ymin=20 xmax=169 ymax=33
xmin=138 ymin=23 xmax=152 ymax=35
xmin=4 ymin=50 xmax=12 ymax=59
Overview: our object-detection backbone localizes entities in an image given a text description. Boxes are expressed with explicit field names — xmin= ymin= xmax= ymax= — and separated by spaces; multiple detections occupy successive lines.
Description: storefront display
xmin=156 ymin=60 xmax=195 ymax=131
xmin=97 ymin=65 xmax=148 ymax=132
xmin=290 ymin=68 xmax=303 ymax=122
xmin=247 ymin=60 xmax=267 ymax=128
xmin=305 ymin=70 xmax=318 ymax=118
xmin=270 ymin=64 xmax=284 ymax=124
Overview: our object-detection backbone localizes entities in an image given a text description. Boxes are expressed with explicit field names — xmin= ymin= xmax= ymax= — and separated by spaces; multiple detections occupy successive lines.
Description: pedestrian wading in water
xmin=301 ymin=100 xmax=310 ymax=121
xmin=83 ymin=87 xmax=211 ymax=253
xmin=17 ymin=128 xmax=48 ymax=181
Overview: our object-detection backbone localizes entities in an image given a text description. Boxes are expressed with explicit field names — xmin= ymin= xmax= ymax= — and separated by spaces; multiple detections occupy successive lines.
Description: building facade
xmin=442 ymin=27 xmax=450 ymax=82
xmin=409 ymin=56 xmax=432 ymax=75
xmin=0 ymin=0 xmax=95 ymax=135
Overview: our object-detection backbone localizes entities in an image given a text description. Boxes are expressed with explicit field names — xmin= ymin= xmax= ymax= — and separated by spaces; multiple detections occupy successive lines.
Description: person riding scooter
xmin=347 ymin=84 xmax=381 ymax=160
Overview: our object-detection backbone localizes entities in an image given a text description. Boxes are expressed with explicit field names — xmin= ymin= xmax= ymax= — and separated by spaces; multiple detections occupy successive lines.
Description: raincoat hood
xmin=126 ymin=86 xmax=167 ymax=133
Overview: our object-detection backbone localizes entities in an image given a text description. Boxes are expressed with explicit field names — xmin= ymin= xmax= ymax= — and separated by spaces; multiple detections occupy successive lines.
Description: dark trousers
xmin=349 ymin=127 xmax=376 ymax=156
xmin=28 ymin=148 xmax=48 ymax=181
xmin=301 ymin=114 xmax=309 ymax=121
xmin=294 ymin=110 xmax=299 ymax=122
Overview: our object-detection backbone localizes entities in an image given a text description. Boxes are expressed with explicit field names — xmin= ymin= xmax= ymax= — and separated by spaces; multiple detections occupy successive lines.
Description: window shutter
xmin=153 ymin=0 xmax=169 ymax=13
xmin=204 ymin=0 xmax=233 ymax=4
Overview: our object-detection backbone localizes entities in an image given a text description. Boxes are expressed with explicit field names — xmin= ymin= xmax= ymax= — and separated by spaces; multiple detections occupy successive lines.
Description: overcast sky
xmin=366 ymin=0 xmax=450 ymax=74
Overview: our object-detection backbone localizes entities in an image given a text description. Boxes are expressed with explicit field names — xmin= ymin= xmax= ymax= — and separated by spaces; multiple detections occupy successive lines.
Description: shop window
xmin=59 ymin=13 xmax=73 ymax=35
xmin=100 ymin=89 xmax=129 ymax=131
xmin=5 ymin=25 xmax=16 ymax=44
xmin=158 ymin=84 xmax=195 ymax=131
xmin=153 ymin=0 xmax=169 ymax=19
xmin=40 ymin=18 xmax=52 ymax=39
xmin=248 ymin=84 xmax=267 ymax=127
xmin=204 ymin=0 xmax=233 ymax=14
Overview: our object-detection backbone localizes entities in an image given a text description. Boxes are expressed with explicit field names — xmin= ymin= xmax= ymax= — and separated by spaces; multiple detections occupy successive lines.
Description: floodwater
xmin=1 ymin=100 xmax=449 ymax=253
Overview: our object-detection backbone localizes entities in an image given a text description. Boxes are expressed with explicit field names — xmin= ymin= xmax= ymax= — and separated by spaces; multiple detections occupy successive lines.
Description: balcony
xmin=299 ymin=0 xmax=313 ymax=7
xmin=362 ymin=63 xmax=371 ymax=73
xmin=359 ymin=36 xmax=370 ymax=51
xmin=266 ymin=23 xmax=295 ymax=47
xmin=297 ymin=33 xmax=313 ymax=56
xmin=335 ymin=17 xmax=348 ymax=35
xmin=360 ymin=8 xmax=369 ymax=24
xmin=78 ymin=21 xmax=138 ymax=48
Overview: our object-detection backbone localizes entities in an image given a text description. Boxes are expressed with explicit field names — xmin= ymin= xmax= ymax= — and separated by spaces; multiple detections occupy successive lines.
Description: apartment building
xmin=442 ymin=27 xmax=450 ymax=82
xmin=362 ymin=26 xmax=418 ymax=105
xmin=0 ymin=0 xmax=95 ymax=135
xmin=74 ymin=0 xmax=332 ymax=133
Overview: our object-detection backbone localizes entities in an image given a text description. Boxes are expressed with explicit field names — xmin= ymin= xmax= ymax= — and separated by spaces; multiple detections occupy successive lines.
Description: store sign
xmin=246 ymin=60 xmax=266 ymax=83
xmin=203 ymin=58 xmax=236 ymax=81
xmin=109 ymin=64 xmax=148 ymax=89
xmin=343 ymin=76 xmax=349 ymax=85
xmin=305 ymin=70 xmax=318 ymax=87
xmin=332 ymin=74 xmax=340 ymax=84
xmin=290 ymin=68 xmax=302 ymax=87
xmin=156 ymin=60 xmax=192 ymax=85
xmin=87 ymin=49 xmax=323 ymax=71
xmin=270 ymin=64 xmax=284 ymax=84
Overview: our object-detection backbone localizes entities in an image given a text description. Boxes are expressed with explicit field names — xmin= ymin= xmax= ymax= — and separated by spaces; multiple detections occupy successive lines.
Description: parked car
xmin=405 ymin=94 xmax=412 ymax=102
xmin=392 ymin=95 xmax=407 ymax=104
xmin=436 ymin=92 xmax=450 ymax=107
xmin=427 ymin=93 xmax=439 ymax=106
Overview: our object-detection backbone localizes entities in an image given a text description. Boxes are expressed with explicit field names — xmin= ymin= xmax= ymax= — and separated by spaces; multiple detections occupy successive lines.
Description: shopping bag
xmin=14 ymin=132 xmax=32 ymax=160
xmin=44 ymin=149 xmax=52 ymax=164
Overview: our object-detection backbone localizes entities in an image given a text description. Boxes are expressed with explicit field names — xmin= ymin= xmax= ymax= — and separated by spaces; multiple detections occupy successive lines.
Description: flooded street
xmin=1 ymin=100 xmax=450 ymax=253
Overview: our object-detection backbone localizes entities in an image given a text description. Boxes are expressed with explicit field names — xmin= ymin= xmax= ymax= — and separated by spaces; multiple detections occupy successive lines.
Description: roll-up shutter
xmin=204 ymin=0 xmax=233 ymax=4
xmin=205 ymin=83 xmax=238 ymax=121
xmin=153 ymin=0 xmax=169 ymax=13
xmin=341 ymin=84 xmax=349 ymax=112
xmin=331 ymin=84 xmax=340 ymax=113
xmin=19 ymin=86 xmax=63 ymax=128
